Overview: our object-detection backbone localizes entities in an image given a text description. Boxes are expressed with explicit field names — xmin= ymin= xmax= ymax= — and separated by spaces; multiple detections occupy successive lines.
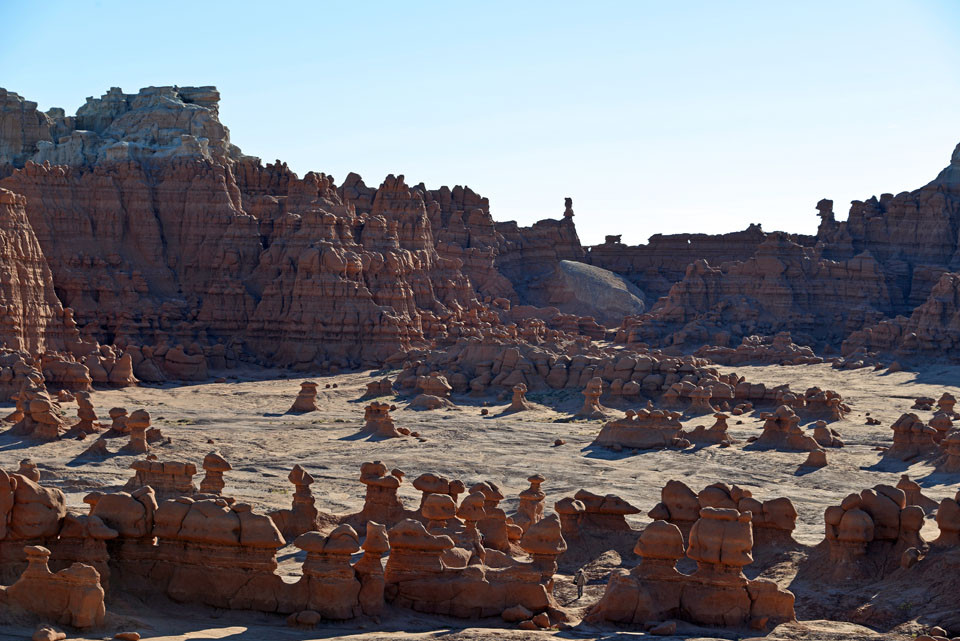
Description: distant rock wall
xmin=586 ymin=224 xmax=775 ymax=301
xmin=615 ymin=234 xmax=891 ymax=349
xmin=0 ymin=86 xmax=604 ymax=379
xmin=843 ymin=271 xmax=960 ymax=359
xmin=3 ymin=84 xmax=960 ymax=376
xmin=817 ymin=143 xmax=960 ymax=313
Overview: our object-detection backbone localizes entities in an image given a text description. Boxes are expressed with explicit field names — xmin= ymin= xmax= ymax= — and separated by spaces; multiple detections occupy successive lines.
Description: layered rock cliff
xmin=586 ymin=225 xmax=777 ymax=301
xmin=2 ymin=83 xmax=960 ymax=380
xmin=615 ymin=234 xmax=892 ymax=350
xmin=0 ymin=85 xmax=605 ymax=381
xmin=0 ymin=187 xmax=67 ymax=353
xmin=843 ymin=271 xmax=960 ymax=359
xmin=816 ymin=143 xmax=960 ymax=312
xmin=607 ymin=143 xmax=960 ymax=361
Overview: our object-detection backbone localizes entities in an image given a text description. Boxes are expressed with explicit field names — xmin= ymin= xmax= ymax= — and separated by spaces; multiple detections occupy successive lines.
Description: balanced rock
xmin=505 ymin=383 xmax=533 ymax=413
xmin=268 ymin=464 xmax=320 ymax=538
xmin=289 ymin=382 xmax=319 ymax=413
xmin=123 ymin=409 xmax=151 ymax=454
xmin=363 ymin=401 xmax=404 ymax=438
xmin=512 ymin=474 xmax=546 ymax=532
xmin=358 ymin=461 xmax=407 ymax=526
xmin=199 ymin=451 xmax=231 ymax=494
xmin=576 ymin=377 xmax=609 ymax=419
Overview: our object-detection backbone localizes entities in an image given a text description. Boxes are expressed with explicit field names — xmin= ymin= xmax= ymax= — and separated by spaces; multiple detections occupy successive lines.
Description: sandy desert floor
xmin=2 ymin=362 xmax=958 ymax=640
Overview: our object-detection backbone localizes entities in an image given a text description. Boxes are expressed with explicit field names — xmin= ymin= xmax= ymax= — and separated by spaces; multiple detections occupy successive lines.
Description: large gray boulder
xmin=539 ymin=260 xmax=646 ymax=326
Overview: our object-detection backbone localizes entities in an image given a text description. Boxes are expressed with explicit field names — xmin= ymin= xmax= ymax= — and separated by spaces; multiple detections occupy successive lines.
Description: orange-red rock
xmin=362 ymin=401 xmax=404 ymax=438
xmin=753 ymin=405 xmax=822 ymax=452
xmin=268 ymin=465 xmax=321 ymax=538
xmin=886 ymin=413 xmax=938 ymax=460
xmin=288 ymin=382 xmax=319 ymax=413
xmin=0 ymin=545 xmax=105 ymax=628
xmin=199 ymin=451 xmax=231 ymax=495
xmin=123 ymin=459 xmax=197 ymax=499
xmin=588 ymin=509 xmax=795 ymax=628
xmin=594 ymin=408 xmax=684 ymax=450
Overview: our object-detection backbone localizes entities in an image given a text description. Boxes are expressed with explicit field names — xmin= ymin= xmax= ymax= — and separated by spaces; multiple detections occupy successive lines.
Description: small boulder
xmin=502 ymin=604 xmax=534 ymax=623
xmin=34 ymin=627 xmax=66 ymax=641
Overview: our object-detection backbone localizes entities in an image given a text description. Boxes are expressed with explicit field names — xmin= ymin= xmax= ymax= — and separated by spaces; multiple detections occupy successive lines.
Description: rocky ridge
xmin=2 ymin=84 xmax=960 ymax=397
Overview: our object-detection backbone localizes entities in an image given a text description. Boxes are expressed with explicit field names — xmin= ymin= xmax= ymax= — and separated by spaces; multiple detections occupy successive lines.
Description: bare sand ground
xmin=1 ymin=362 xmax=957 ymax=640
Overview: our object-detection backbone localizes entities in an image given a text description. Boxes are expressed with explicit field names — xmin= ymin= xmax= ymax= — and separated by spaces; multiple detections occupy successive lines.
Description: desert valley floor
xmin=2 ymin=361 xmax=958 ymax=641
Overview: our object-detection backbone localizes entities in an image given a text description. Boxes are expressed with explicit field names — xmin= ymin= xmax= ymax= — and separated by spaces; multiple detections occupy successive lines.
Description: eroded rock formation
xmin=123 ymin=459 xmax=197 ymax=499
xmin=199 ymin=451 xmax=231 ymax=495
xmin=383 ymin=513 xmax=566 ymax=617
xmin=69 ymin=391 xmax=99 ymax=435
xmin=593 ymin=408 xmax=684 ymax=450
xmin=648 ymin=480 xmax=797 ymax=547
xmin=269 ymin=465 xmax=321 ymax=538
xmin=0 ymin=85 xmax=601 ymax=387
xmin=885 ymin=413 xmax=938 ymax=460
xmin=0 ymin=545 xmax=105 ymax=628
xmin=505 ymin=383 xmax=533 ymax=413
xmin=5 ymin=452 xmax=960 ymax=633
xmin=355 ymin=462 xmax=407 ymax=527
xmin=683 ymin=412 xmax=735 ymax=446
xmin=289 ymin=382 xmax=319 ymax=413
xmin=752 ymin=405 xmax=822 ymax=452
xmin=588 ymin=509 xmax=795 ymax=629
xmin=362 ymin=402 xmax=404 ymax=438
xmin=817 ymin=485 xmax=925 ymax=580
xmin=576 ymin=377 xmax=609 ymax=418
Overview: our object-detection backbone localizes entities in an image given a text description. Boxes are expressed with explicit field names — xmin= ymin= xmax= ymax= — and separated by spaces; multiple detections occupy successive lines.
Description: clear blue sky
xmin=2 ymin=1 xmax=959 ymax=245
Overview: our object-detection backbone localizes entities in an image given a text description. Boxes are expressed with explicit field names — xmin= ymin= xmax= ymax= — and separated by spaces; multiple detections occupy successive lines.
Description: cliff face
xmin=586 ymin=225 xmax=777 ymax=301
xmin=0 ymin=86 xmax=594 ymax=376
xmin=0 ymin=89 xmax=53 ymax=173
xmin=3 ymin=83 xmax=960 ymax=376
xmin=599 ymin=143 xmax=960 ymax=361
xmin=615 ymin=234 xmax=891 ymax=350
xmin=588 ymin=144 xmax=960 ymax=328
xmin=843 ymin=272 xmax=960 ymax=359
xmin=816 ymin=143 xmax=960 ymax=313
xmin=0 ymin=188 xmax=68 ymax=353
xmin=0 ymin=186 xmax=128 ymax=399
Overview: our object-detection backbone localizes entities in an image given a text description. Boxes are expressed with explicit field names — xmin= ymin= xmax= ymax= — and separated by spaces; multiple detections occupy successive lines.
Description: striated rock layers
xmin=844 ymin=271 xmax=960 ymax=361
xmin=4 ymin=83 xmax=960 ymax=380
xmin=0 ymin=85 xmax=605 ymax=384
xmin=0 ymin=188 xmax=129 ymax=400
xmin=586 ymin=225 xmax=772 ymax=301
xmin=0 ymin=188 xmax=68 ymax=354
xmin=615 ymin=234 xmax=891 ymax=350
xmin=601 ymin=143 xmax=960 ymax=363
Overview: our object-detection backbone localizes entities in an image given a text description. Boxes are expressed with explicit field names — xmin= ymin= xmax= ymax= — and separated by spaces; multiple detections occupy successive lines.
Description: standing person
xmin=574 ymin=568 xmax=586 ymax=599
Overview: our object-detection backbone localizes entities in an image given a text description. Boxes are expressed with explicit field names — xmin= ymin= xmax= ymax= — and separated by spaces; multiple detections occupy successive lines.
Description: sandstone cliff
xmin=615 ymin=234 xmax=891 ymax=350
xmin=843 ymin=271 xmax=960 ymax=360
xmin=0 ymin=188 xmax=67 ymax=353
xmin=817 ymin=143 xmax=960 ymax=313
xmin=3 ymin=83 xmax=960 ymax=380
xmin=0 ymin=85 xmax=607 ymax=382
